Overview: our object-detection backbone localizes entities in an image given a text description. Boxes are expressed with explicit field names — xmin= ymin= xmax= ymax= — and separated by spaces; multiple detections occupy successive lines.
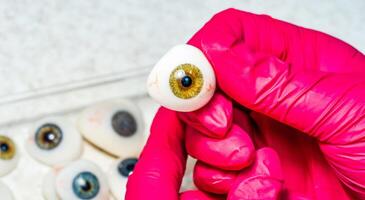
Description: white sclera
xmin=107 ymin=158 xmax=140 ymax=200
xmin=0 ymin=181 xmax=14 ymax=200
xmin=0 ymin=136 xmax=19 ymax=177
xmin=55 ymin=160 xmax=109 ymax=200
xmin=180 ymin=156 xmax=197 ymax=192
xmin=78 ymin=99 xmax=144 ymax=158
xmin=147 ymin=44 xmax=216 ymax=112
xmin=107 ymin=159 xmax=129 ymax=200
xmin=42 ymin=171 xmax=59 ymax=200
xmin=25 ymin=116 xmax=83 ymax=167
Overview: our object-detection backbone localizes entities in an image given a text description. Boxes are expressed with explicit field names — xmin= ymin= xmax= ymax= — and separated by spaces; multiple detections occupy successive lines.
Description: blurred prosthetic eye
xmin=78 ymin=99 xmax=144 ymax=158
xmin=43 ymin=160 xmax=109 ymax=200
xmin=0 ymin=181 xmax=14 ymax=200
xmin=26 ymin=117 xmax=83 ymax=167
xmin=107 ymin=158 xmax=137 ymax=199
xmin=147 ymin=44 xmax=216 ymax=112
xmin=35 ymin=124 xmax=63 ymax=150
xmin=0 ymin=135 xmax=19 ymax=177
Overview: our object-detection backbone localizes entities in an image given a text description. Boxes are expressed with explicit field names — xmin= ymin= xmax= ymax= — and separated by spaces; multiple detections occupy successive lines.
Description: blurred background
xmin=0 ymin=0 xmax=364 ymax=125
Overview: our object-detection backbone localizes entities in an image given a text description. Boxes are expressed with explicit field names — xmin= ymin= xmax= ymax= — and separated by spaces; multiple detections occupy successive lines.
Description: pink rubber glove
xmin=126 ymin=9 xmax=365 ymax=200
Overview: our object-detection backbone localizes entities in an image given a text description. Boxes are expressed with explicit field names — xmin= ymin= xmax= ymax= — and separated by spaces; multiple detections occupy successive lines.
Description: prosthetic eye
xmin=72 ymin=172 xmax=100 ymax=199
xmin=147 ymin=44 xmax=216 ymax=112
xmin=0 ymin=135 xmax=19 ymax=177
xmin=78 ymin=99 xmax=144 ymax=158
xmin=43 ymin=160 xmax=109 ymax=200
xmin=25 ymin=117 xmax=83 ymax=167
xmin=107 ymin=158 xmax=138 ymax=199
xmin=35 ymin=123 xmax=63 ymax=150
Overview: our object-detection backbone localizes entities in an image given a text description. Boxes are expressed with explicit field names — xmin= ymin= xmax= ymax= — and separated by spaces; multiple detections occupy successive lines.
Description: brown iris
xmin=169 ymin=63 xmax=203 ymax=99
xmin=35 ymin=123 xmax=63 ymax=150
xmin=0 ymin=135 xmax=16 ymax=160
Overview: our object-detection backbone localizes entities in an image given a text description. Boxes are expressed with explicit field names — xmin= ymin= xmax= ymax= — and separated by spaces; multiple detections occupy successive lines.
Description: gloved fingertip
xmin=186 ymin=124 xmax=255 ymax=170
xmin=228 ymin=148 xmax=284 ymax=200
xmin=180 ymin=190 xmax=226 ymax=200
xmin=253 ymin=148 xmax=283 ymax=180
xmin=228 ymin=179 xmax=283 ymax=200
xmin=193 ymin=161 xmax=238 ymax=194
xmin=179 ymin=92 xmax=233 ymax=139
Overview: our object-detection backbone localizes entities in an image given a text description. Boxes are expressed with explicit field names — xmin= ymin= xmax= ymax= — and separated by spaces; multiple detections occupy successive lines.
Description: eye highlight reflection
xmin=169 ymin=63 xmax=203 ymax=99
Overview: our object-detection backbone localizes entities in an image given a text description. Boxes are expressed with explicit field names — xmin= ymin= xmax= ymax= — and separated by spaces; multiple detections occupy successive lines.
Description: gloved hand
xmin=126 ymin=8 xmax=365 ymax=200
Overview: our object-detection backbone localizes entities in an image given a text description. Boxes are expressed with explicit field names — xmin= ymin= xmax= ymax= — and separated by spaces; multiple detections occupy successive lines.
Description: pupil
xmin=126 ymin=163 xmax=135 ymax=172
xmin=111 ymin=111 xmax=137 ymax=137
xmin=181 ymin=76 xmax=192 ymax=87
xmin=80 ymin=180 xmax=92 ymax=192
xmin=0 ymin=143 xmax=9 ymax=152
xmin=43 ymin=131 xmax=56 ymax=143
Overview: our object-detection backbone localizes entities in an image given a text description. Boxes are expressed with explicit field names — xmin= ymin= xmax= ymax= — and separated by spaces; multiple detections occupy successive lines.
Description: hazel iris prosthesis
xmin=147 ymin=44 xmax=216 ymax=112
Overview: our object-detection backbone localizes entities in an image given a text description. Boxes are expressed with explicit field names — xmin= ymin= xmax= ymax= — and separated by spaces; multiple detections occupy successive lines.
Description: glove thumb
xmin=126 ymin=107 xmax=187 ymax=200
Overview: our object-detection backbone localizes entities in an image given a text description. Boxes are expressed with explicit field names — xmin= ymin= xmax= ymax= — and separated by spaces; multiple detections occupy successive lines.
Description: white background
xmin=0 ymin=0 xmax=364 ymax=97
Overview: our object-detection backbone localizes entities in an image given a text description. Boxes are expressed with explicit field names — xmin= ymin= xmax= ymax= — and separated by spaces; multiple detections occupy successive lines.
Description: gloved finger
xmin=205 ymin=41 xmax=365 ymax=198
xmin=126 ymin=107 xmax=187 ymax=200
xmin=178 ymin=92 xmax=233 ymax=139
xmin=188 ymin=8 xmax=365 ymax=74
xmin=250 ymin=112 xmax=351 ymax=200
xmin=185 ymin=8 xmax=365 ymax=198
xmin=193 ymin=161 xmax=238 ymax=194
xmin=180 ymin=190 xmax=226 ymax=200
xmin=185 ymin=123 xmax=255 ymax=170
xmin=320 ymin=141 xmax=365 ymax=200
xmin=228 ymin=147 xmax=284 ymax=200
xmin=200 ymin=37 xmax=365 ymax=144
